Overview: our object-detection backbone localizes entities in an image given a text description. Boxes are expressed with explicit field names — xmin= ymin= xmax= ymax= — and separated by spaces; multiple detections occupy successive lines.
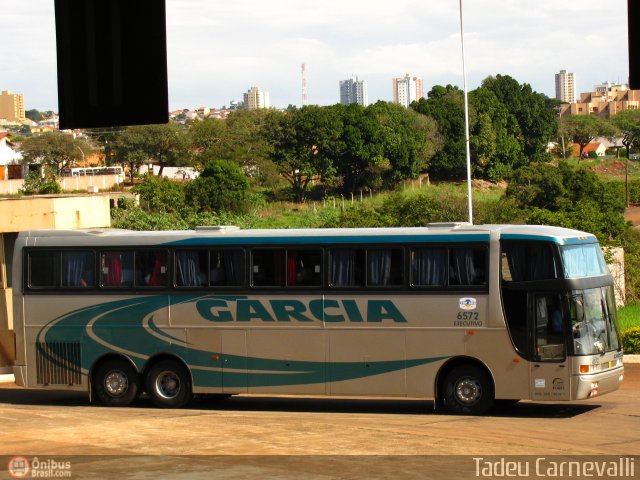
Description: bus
xmin=11 ymin=224 xmax=624 ymax=415
xmin=60 ymin=166 xmax=124 ymax=177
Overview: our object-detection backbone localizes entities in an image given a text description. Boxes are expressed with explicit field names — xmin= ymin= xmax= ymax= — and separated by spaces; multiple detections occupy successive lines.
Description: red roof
xmin=0 ymin=132 xmax=8 ymax=140
xmin=583 ymin=142 xmax=604 ymax=153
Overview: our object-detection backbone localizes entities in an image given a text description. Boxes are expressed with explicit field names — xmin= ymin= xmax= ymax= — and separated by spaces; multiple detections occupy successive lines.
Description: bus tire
xmin=146 ymin=360 xmax=193 ymax=408
xmin=442 ymin=364 xmax=494 ymax=415
xmin=93 ymin=358 xmax=140 ymax=407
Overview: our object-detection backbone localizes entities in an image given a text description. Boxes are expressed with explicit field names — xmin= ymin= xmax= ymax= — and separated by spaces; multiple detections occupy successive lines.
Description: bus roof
xmin=18 ymin=224 xmax=598 ymax=247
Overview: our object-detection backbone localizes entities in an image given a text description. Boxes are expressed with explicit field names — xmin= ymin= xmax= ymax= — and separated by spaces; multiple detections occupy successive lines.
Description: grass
xmin=617 ymin=303 xmax=640 ymax=331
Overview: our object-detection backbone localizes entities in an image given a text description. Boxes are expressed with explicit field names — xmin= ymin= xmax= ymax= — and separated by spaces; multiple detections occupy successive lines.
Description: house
xmin=0 ymin=132 xmax=23 ymax=180
xmin=574 ymin=142 xmax=607 ymax=158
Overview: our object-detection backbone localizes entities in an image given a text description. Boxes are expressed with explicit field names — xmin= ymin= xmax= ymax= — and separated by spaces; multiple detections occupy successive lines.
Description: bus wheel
xmin=442 ymin=365 xmax=494 ymax=415
xmin=93 ymin=359 xmax=140 ymax=407
xmin=146 ymin=360 xmax=193 ymax=408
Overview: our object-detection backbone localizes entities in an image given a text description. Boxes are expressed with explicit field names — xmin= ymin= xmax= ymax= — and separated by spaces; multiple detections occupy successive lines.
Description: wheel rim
xmin=155 ymin=371 xmax=181 ymax=399
xmin=454 ymin=376 xmax=482 ymax=405
xmin=104 ymin=370 xmax=128 ymax=397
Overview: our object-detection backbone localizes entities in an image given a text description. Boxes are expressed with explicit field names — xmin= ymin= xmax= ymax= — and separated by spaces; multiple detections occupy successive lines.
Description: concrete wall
xmin=0 ymin=174 xmax=122 ymax=195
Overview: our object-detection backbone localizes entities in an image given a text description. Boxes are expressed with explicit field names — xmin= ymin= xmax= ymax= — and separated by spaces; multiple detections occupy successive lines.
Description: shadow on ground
xmin=0 ymin=384 xmax=599 ymax=419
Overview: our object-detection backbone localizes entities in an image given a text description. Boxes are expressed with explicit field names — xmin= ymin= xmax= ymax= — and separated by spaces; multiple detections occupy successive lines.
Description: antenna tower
xmin=301 ymin=63 xmax=308 ymax=106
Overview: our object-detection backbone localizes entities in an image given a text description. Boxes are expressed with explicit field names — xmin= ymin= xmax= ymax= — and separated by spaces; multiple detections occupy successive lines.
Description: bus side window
xmin=450 ymin=247 xmax=486 ymax=286
xmin=28 ymin=251 xmax=61 ymax=288
xmin=136 ymin=250 xmax=168 ymax=287
xmin=330 ymin=248 xmax=364 ymax=287
xmin=176 ymin=250 xmax=207 ymax=287
xmin=62 ymin=251 xmax=95 ymax=287
xmin=411 ymin=248 xmax=446 ymax=287
xmin=367 ymin=248 xmax=402 ymax=287
xmin=210 ymin=249 xmax=244 ymax=287
xmin=287 ymin=249 xmax=322 ymax=287
xmin=101 ymin=251 xmax=134 ymax=287
xmin=252 ymin=249 xmax=285 ymax=287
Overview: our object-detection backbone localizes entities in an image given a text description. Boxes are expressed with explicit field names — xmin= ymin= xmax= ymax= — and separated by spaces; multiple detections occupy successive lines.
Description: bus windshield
xmin=569 ymin=287 xmax=621 ymax=356
xmin=560 ymin=244 xmax=608 ymax=278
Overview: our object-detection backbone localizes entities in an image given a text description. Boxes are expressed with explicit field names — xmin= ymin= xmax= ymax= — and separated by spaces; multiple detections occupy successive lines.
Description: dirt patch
xmin=625 ymin=206 xmax=640 ymax=226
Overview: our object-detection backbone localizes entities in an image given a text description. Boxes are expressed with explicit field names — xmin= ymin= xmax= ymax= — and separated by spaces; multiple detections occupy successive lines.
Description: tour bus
xmin=60 ymin=166 xmax=124 ymax=177
xmin=11 ymin=224 xmax=624 ymax=414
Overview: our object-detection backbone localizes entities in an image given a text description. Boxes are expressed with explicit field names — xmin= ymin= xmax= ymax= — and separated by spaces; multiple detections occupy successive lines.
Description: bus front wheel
xmin=145 ymin=360 xmax=193 ymax=408
xmin=93 ymin=359 xmax=140 ymax=407
xmin=442 ymin=364 xmax=494 ymax=415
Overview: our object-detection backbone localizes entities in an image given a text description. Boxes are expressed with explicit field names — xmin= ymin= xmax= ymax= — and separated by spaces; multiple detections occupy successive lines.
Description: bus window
xmin=176 ymin=250 xmax=207 ymax=287
xmin=136 ymin=251 xmax=168 ymax=287
xmin=286 ymin=249 xmax=321 ymax=286
xmin=330 ymin=248 xmax=364 ymax=287
xmin=252 ymin=249 xmax=285 ymax=287
xmin=210 ymin=249 xmax=244 ymax=287
xmin=101 ymin=251 xmax=134 ymax=287
xmin=62 ymin=251 xmax=95 ymax=288
xmin=501 ymin=242 xmax=558 ymax=282
xmin=411 ymin=248 xmax=446 ymax=287
xmin=450 ymin=247 xmax=486 ymax=286
xmin=533 ymin=294 xmax=566 ymax=361
xmin=29 ymin=251 xmax=60 ymax=288
xmin=367 ymin=248 xmax=402 ymax=287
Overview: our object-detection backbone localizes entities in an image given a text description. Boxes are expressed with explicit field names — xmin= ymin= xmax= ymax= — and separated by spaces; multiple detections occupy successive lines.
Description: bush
xmin=132 ymin=175 xmax=185 ymax=213
xmin=20 ymin=171 xmax=62 ymax=195
xmin=184 ymin=160 xmax=250 ymax=213
xmin=620 ymin=228 xmax=640 ymax=302
xmin=622 ymin=327 xmax=640 ymax=354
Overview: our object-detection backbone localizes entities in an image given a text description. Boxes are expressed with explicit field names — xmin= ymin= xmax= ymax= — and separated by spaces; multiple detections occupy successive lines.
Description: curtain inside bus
xmin=412 ymin=248 xmax=446 ymax=286
xmin=176 ymin=251 xmax=201 ymax=286
xmin=62 ymin=252 xmax=93 ymax=287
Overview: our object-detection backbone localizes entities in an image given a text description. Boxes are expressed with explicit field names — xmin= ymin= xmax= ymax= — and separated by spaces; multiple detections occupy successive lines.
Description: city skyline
xmin=0 ymin=0 xmax=630 ymax=112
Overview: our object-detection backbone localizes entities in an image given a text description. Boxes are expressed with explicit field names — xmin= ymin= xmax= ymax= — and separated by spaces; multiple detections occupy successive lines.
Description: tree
xmin=560 ymin=115 xmax=616 ymax=160
xmin=263 ymin=106 xmax=341 ymax=201
xmin=18 ymin=133 xmax=94 ymax=174
xmin=25 ymin=109 xmax=43 ymax=122
xmin=611 ymin=110 xmax=640 ymax=206
xmin=112 ymin=123 xmax=190 ymax=178
xmin=184 ymin=160 xmax=249 ymax=212
xmin=369 ymin=101 xmax=439 ymax=186
xmin=411 ymin=85 xmax=466 ymax=180
xmin=482 ymin=75 xmax=558 ymax=161
xmin=469 ymin=87 xmax=525 ymax=180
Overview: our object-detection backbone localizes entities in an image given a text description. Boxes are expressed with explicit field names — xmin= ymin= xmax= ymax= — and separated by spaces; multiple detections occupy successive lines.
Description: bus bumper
xmin=573 ymin=366 xmax=624 ymax=400
xmin=13 ymin=365 xmax=27 ymax=387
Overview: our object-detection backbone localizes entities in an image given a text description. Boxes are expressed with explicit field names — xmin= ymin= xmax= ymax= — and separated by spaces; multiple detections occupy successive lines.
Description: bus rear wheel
xmin=93 ymin=358 xmax=140 ymax=407
xmin=146 ymin=360 xmax=193 ymax=408
xmin=442 ymin=364 xmax=494 ymax=415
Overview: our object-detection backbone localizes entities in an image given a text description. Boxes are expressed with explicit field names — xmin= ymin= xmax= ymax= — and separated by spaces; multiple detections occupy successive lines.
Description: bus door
xmin=529 ymin=293 xmax=571 ymax=401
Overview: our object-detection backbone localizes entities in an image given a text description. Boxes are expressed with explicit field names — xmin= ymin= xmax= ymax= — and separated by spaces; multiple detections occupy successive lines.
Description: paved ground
xmin=0 ymin=366 xmax=638 ymax=478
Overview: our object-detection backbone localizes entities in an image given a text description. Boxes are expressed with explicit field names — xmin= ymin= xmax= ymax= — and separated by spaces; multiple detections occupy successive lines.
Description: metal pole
xmin=460 ymin=0 xmax=473 ymax=224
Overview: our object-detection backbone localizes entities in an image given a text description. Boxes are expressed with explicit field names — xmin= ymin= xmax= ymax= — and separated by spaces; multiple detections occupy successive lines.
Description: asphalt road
xmin=0 ymin=366 xmax=638 ymax=479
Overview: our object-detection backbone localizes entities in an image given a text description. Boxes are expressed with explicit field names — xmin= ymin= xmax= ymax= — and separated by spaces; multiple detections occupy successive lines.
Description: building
xmin=243 ymin=86 xmax=270 ymax=110
xmin=0 ymin=132 xmax=23 ymax=181
xmin=559 ymin=85 xmax=640 ymax=119
xmin=392 ymin=74 xmax=423 ymax=107
xmin=555 ymin=70 xmax=576 ymax=104
xmin=339 ymin=75 xmax=368 ymax=107
xmin=0 ymin=91 xmax=26 ymax=122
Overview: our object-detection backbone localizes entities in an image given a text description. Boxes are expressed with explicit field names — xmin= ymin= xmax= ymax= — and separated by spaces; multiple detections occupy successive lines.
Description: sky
xmin=0 ymin=0 xmax=631 ymax=112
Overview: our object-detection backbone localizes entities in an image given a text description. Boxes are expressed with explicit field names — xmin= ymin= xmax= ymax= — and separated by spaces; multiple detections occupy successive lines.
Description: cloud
xmin=0 ymin=0 xmax=630 ymax=110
